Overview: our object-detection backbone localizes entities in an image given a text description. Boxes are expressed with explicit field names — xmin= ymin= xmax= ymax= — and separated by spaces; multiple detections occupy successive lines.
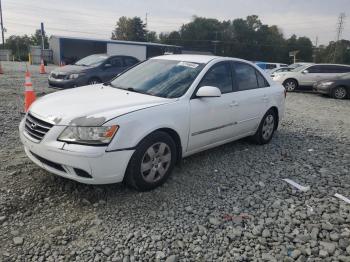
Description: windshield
xmin=75 ymin=54 xmax=108 ymax=66
xmin=110 ymin=59 xmax=205 ymax=98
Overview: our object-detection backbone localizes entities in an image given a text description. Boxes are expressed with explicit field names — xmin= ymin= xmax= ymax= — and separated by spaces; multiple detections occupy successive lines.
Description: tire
xmin=253 ymin=109 xmax=277 ymax=145
xmin=125 ymin=131 xmax=177 ymax=191
xmin=332 ymin=86 xmax=347 ymax=99
xmin=88 ymin=78 xmax=101 ymax=85
xmin=283 ymin=79 xmax=298 ymax=92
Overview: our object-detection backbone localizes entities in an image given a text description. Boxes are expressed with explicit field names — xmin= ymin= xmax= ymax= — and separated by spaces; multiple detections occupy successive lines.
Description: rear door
xmin=327 ymin=65 xmax=350 ymax=79
xmin=231 ymin=62 xmax=270 ymax=135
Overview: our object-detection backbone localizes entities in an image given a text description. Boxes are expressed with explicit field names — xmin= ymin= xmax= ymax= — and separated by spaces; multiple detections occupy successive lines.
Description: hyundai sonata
xmin=20 ymin=55 xmax=285 ymax=191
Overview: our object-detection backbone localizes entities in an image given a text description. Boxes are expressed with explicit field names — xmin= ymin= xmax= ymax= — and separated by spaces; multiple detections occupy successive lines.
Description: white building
xmin=49 ymin=35 xmax=182 ymax=65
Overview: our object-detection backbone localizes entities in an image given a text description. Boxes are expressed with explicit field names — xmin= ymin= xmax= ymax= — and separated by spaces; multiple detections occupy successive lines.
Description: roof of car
xmin=151 ymin=54 xmax=218 ymax=63
xmin=310 ymin=63 xmax=350 ymax=67
xmin=151 ymin=54 xmax=253 ymax=64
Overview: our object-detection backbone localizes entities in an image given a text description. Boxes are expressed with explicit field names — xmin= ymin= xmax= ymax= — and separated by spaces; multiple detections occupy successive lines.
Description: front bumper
xmin=313 ymin=84 xmax=331 ymax=95
xmin=271 ymin=77 xmax=284 ymax=84
xmin=19 ymin=119 xmax=134 ymax=184
xmin=48 ymin=76 xmax=87 ymax=89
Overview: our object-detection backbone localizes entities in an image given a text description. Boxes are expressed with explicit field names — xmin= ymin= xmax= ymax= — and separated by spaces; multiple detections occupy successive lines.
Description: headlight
xmin=58 ymin=125 xmax=119 ymax=145
xmin=320 ymin=81 xmax=334 ymax=86
xmin=68 ymin=73 xmax=83 ymax=79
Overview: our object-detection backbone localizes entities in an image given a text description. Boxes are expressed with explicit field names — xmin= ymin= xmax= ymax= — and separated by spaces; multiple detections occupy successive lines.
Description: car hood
xmin=29 ymin=84 xmax=172 ymax=126
xmin=51 ymin=64 xmax=93 ymax=74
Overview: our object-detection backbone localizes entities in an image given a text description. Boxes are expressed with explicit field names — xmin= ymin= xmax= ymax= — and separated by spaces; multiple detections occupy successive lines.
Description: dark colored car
xmin=313 ymin=73 xmax=350 ymax=99
xmin=48 ymin=54 xmax=139 ymax=88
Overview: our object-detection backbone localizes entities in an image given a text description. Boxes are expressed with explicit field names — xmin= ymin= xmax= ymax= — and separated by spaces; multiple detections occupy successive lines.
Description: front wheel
xmin=125 ymin=131 xmax=177 ymax=191
xmin=332 ymin=86 xmax=347 ymax=99
xmin=253 ymin=109 xmax=277 ymax=145
xmin=283 ymin=79 xmax=298 ymax=92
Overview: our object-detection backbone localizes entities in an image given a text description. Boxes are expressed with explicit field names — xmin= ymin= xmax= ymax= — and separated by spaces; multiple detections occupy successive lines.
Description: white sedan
xmin=19 ymin=55 xmax=285 ymax=191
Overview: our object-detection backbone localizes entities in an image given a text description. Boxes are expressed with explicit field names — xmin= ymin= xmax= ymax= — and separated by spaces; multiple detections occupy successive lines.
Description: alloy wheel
xmin=262 ymin=115 xmax=275 ymax=140
xmin=284 ymin=81 xmax=296 ymax=91
xmin=140 ymin=142 xmax=172 ymax=183
xmin=334 ymin=87 xmax=346 ymax=99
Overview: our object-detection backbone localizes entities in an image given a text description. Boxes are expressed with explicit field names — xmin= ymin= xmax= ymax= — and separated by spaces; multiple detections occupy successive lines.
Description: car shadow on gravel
xmin=4 ymin=126 xmax=347 ymax=216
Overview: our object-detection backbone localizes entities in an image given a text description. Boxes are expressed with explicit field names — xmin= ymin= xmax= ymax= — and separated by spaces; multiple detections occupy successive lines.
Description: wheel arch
xmin=331 ymin=85 xmax=349 ymax=98
xmin=136 ymin=127 xmax=182 ymax=164
xmin=283 ymin=78 xmax=299 ymax=87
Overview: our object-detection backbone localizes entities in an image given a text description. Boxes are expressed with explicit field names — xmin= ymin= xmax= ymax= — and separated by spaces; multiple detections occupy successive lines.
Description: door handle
xmin=229 ymin=101 xmax=239 ymax=107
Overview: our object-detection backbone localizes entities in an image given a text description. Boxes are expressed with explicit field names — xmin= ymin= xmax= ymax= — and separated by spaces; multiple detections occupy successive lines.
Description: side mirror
xmin=302 ymin=70 xmax=309 ymax=74
xmin=196 ymin=86 xmax=221 ymax=98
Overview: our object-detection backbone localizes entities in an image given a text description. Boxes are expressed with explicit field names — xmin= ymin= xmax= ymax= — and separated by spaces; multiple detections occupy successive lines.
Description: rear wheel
xmin=253 ymin=109 xmax=277 ymax=145
xmin=332 ymin=86 xmax=347 ymax=99
xmin=283 ymin=79 xmax=298 ymax=91
xmin=125 ymin=131 xmax=176 ymax=191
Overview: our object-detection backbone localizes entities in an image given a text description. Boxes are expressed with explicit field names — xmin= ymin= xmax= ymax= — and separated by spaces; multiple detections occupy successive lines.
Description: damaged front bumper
xmin=19 ymin=119 xmax=134 ymax=184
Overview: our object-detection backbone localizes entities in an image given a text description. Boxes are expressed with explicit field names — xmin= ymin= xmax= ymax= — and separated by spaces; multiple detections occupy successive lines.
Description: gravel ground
xmin=0 ymin=61 xmax=350 ymax=261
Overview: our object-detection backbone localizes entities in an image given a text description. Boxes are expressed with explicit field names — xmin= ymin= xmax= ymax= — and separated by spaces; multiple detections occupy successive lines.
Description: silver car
xmin=272 ymin=64 xmax=350 ymax=91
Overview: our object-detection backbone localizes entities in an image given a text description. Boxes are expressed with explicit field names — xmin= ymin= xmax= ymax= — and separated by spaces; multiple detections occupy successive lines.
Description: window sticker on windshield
xmin=177 ymin=61 xmax=199 ymax=68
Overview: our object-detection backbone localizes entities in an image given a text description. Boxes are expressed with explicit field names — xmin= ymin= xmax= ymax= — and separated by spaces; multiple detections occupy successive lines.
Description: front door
xmin=100 ymin=56 xmax=124 ymax=81
xmin=188 ymin=62 xmax=238 ymax=152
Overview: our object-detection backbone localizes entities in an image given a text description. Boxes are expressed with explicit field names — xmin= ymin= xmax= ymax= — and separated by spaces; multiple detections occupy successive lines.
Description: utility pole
xmin=40 ymin=22 xmax=45 ymax=50
xmin=332 ymin=13 xmax=346 ymax=63
xmin=313 ymin=36 xmax=318 ymax=63
xmin=212 ymin=31 xmax=220 ymax=55
xmin=0 ymin=0 xmax=5 ymax=48
xmin=145 ymin=12 xmax=148 ymax=29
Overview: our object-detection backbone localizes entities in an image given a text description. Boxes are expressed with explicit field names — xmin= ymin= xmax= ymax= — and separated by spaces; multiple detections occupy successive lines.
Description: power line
xmin=0 ymin=0 xmax=4 ymax=47
xmin=332 ymin=13 xmax=346 ymax=63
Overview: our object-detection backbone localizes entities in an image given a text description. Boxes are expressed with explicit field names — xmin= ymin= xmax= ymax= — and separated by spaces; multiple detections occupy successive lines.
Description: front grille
xmin=51 ymin=73 xmax=67 ymax=80
xmin=24 ymin=113 xmax=53 ymax=141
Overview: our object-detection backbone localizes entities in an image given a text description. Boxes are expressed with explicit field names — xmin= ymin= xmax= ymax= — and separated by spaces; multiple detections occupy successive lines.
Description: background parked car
xmin=313 ymin=73 xmax=350 ymax=99
xmin=288 ymin=62 xmax=314 ymax=69
xmin=272 ymin=64 xmax=350 ymax=91
xmin=255 ymin=62 xmax=288 ymax=73
xmin=270 ymin=67 xmax=293 ymax=78
xmin=48 ymin=54 xmax=139 ymax=88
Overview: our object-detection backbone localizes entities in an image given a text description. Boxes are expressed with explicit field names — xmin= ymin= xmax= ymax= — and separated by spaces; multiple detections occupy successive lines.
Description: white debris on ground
xmin=0 ymin=61 xmax=350 ymax=261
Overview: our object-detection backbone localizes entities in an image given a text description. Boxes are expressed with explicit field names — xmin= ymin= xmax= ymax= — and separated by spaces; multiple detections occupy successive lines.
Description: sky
xmin=2 ymin=0 xmax=350 ymax=46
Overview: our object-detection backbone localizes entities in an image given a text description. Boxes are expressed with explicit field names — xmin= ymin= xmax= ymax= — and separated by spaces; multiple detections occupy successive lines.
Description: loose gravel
xmin=0 ymin=61 xmax=350 ymax=261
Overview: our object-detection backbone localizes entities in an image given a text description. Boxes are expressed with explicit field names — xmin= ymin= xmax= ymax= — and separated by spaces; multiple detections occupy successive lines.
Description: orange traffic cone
xmin=24 ymin=70 xmax=36 ymax=112
xmin=0 ymin=62 xmax=3 ymax=74
xmin=39 ymin=59 xmax=46 ymax=74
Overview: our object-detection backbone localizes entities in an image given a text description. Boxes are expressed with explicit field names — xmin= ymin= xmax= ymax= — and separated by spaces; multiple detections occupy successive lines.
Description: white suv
xmin=19 ymin=55 xmax=285 ymax=191
xmin=272 ymin=64 xmax=350 ymax=91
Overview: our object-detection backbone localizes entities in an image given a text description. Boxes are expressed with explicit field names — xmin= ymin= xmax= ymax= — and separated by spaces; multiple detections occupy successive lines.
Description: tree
xmin=31 ymin=29 xmax=49 ymax=49
xmin=5 ymin=35 xmax=32 ymax=60
xmin=146 ymin=31 xmax=158 ymax=42
xmin=111 ymin=16 xmax=147 ymax=42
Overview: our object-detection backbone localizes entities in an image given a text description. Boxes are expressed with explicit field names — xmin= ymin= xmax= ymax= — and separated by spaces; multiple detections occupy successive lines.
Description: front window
xmin=110 ymin=59 xmax=204 ymax=98
xmin=291 ymin=65 xmax=309 ymax=72
xmin=75 ymin=54 xmax=108 ymax=66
